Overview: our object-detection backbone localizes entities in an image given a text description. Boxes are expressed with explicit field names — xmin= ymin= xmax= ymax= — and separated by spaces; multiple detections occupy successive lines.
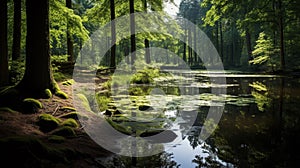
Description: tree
xmin=110 ymin=0 xmax=116 ymax=69
xmin=143 ymin=0 xmax=151 ymax=64
xmin=17 ymin=0 xmax=60 ymax=97
xmin=12 ymin=0 xmax=22 ymax=61
xmin=66 ymin=0 xmax=74 ymax=63
xmin=0 ymin=0 xmax=9 ymax=87
xmin=129 ymin=0 xmax=136 ymax=66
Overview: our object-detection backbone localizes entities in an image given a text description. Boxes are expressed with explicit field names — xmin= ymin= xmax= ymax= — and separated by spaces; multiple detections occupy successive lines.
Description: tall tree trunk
xmin=278 ymin=0 xmax=285 ymax=71
xmin=183 ymin=24 xmax=187 ymax=63
xmin=12 ymin=0 xmax=21 ymax=61
xmin=220 ymin=21 xmax=224 ymax=63
xmin=193 ymin=24 xmax=197 ymax=64
xmin=245 ymin=28 xmax=252 ymax=61
xmin=66 ymin=0 xmax=74 ymax=63
xmin=188 ymin=28 xmax=192 ymax=65
xmin=110 ymin=0 xmax=116 ymax=69
xmin=143 ymin=0 xmax=151 ymax=64
xmin=18 ymin=0 xmax=58 ymax=97
xmin=129 ymin=0 xmax=136 ymax=66
xmin=0 ymin=0 xmax=9 ymax=87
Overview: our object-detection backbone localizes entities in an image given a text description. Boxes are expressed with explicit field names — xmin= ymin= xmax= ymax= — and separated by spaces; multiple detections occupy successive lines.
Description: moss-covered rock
xmin=0 ymin=107 xmax=17 ymax=113
xmin=60 ymin=106 xmax=76 ymax=112
xmin=48 ymin=135 xmax=65 ymax=143
xmin=37 ymin=114 xmax=61 ymax=132
xmin=51 ymin=126 xmax=76 ymax=137
xmin=55 ymin=90 xmax=68 ymax=99
xmin=58 ymin=112 xmax=88 ymax=120
xmin=61 ymin=79 xmax=75 ymax=86
xmin=76 ymin=94 xmax=92 ymax=111
xmin=61 ymin=118 xmax=79 ymax=128
xmin=44 ymin=89 xmax=52 ymax=98
xmin=23 ymin=98 xmax=43 ymax=114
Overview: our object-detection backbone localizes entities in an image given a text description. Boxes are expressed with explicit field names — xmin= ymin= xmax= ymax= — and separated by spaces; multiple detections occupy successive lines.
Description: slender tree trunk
xmin=193 ymin=24 xmax=197 ymax=64
xmin=66 ymin=0 xmax=74 ymax=63
xmin=18 ymin=0 xmax=58 ymax=97
xmin=220 ymin=21 xmax=224 ymax=63
xmin=0 ymin=0 xmax=9 ymax=87
xmin=188 ymin=28 xmax=192 ymax=65
xmin=143 ymin=0 xmax=151 ymax=64
xmin=278 ymin=0 xmax=285 ymax=71
xmin=110 ymin=0 xmax=116 ymax=69
xmin=129 ymin=0 xmax=136 ymax=66
xmin=245 ymin=28 xmax=252 ymax=61
xmin=183 ymin=24 xmax=187 ymax=63
xmin=12 ymin=0 xmax=21 ymax=61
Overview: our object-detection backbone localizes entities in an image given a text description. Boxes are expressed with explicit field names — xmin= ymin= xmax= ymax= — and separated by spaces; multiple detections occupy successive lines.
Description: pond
xmin=91 ymin=70 xmax=300 ymax=167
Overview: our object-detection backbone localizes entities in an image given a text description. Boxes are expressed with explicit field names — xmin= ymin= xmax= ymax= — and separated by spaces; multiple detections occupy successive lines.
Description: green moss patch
xmin=0 ymin=107 xmax=17 ymax=114
xmin=58 ymin=112 xmax=88 ymax=120
xmin=44 ymin=89 xmax=52 ymax=98
xmin=51 ymin=126 xmax=76 ymax=137
xmin=61 ymin=118 xmax=79 ymax=128
xmin=23 ymin=98 xmax=43 ymax=114
xmin=60 ymin=106 xmax=76 ymax=112
xmin=37 ymin=114 xmax=61 ymax=133
xmin=76 ymin=94 xmax=92 ymax=111
xmin=61 ymin=79 xmax=75 ymax=86
xmin=55 ymin=90 xmax=68 ymax=99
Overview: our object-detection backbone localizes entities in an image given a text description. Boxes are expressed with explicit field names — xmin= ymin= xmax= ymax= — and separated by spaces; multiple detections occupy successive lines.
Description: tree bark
xmin=220 ymin=21 xmax=224 ymax=63
xmin=129 ymin=0 xmax=136 ymax=66
xmin=110 ymin=0 xmax=116 ymax=69
xmin=245 ymin=28 xmax=252 ymax=61
xmin=12 ymin=0 xmax=22 ymax=61
xmin=66 ymin=0 xmax=74 ymax=63
xmin=18 ymin=0 xmax=58 ymax=97
xmin=143 ymin=0 xmax=151 ymax=64
xmin=278 ymin=0 xmax=285 ymax=71
xmin=0 ymin=0 xmax=9 ymax=87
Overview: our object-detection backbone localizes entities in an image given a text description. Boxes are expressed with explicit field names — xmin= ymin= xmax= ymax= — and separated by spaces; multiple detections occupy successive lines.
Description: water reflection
xmin=97 ymin=71 xmax=300 ymax=167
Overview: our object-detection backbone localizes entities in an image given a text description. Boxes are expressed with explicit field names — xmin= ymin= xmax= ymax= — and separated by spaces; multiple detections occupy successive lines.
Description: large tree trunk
xmin=0 ymin=0 xmax=9 ymax=87
xmin=220 ymin=21 xmax=224 ymax=63
xmin=110 ymin=0 xmax=116 ymax=69
xmin=129 ymin=0 xmax=136 ymax=66
xmin=12 ymin=0 xmax=21 ymax=61
xmin=66 ymin=0 xmax=74 ymax=63
xmin=18 ymin=0 xmax=58 ymax=97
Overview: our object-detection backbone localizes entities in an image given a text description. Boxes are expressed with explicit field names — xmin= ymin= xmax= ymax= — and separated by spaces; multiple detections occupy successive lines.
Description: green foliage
xmin=250 ymin=32 xmax=278 ymax=70
xmin=61 ymin=118 xmax=79 ymax=128
xmin=130 ymin=67 xmax=161 ymax=84
xmin=37 ymin=114 xmax=61 ymax=132
xmin=249 ymin=81 xmax=270 ymax=111
xmin=51 ymin=126 xmax=76 ymax=137
xmin=96 ymin=94 xmax=112 ymax=111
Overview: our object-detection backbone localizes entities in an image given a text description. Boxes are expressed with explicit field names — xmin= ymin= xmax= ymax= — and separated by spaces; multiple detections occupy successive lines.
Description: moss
xmin=76 ymin=94 xmax=92 ymax=111
xmin=58 ymin=112 xmax=88 ymax=120
xmin=55 ymin=90 xmax=68 ymax=99
xmin=48 ymin=135 xmax=65 ymax=143
xmin=0 ymin=107 xmax=17 ymax=113
xmin=37 ymin=114 xmax=61 ymax=132
xmin=61 ymin=118 xmax=79 ymax=128
xmin=60 ymin=106 xmax=76 ymax=112
xmin=51 ymin=126 xmax=76 ymax=137
xmin=23 ymin=98 xmax=43 ymax=108
xmin=61 ymin=79 xmax=75 ymax=86
xmin=44 ymin=89 xmax=52 ymax=98
xmin=23 ymin=98 xmax=43 ymax=113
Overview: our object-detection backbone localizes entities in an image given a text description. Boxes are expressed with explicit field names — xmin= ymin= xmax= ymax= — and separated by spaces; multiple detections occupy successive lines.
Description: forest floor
xmin=0 ymin=79 xmax=113 ymax=168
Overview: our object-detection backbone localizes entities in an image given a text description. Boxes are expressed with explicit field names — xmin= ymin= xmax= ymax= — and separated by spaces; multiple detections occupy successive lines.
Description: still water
xmin=96 ymin=70 xmax=300 ymax=167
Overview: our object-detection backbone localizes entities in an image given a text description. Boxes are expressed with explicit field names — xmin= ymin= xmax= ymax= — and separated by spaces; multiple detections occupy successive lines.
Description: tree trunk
xmin=0 ymin=0 xmax=9 ymax=87
xmin=245 ymin=28 xmax=252 ymax=61
xmin=129 ymin=0 xmax=136 ymax=66
xmin=220 ymin=21 xmax=224 ymax=63
xmin=12 ymin=0 xmax=21 ymax=61
xmin=18 ymin=0 xmax=58 ymax=97
xmin=143 ymin=0 xmax=151 ymax=64
xmin=66 ymin=0 xmax=74 ymax=63
xmin=110 ymin=0 xmax=116 ymax=69
xmin=278 ymin=0 xmax=285 ymax=71
xmin=188 ymin=28 xmax=192 ymax=65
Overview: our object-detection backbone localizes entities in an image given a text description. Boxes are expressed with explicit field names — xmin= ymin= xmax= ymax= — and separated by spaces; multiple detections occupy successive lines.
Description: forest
xmin=0 ymin=0 xmax=300 ymax=167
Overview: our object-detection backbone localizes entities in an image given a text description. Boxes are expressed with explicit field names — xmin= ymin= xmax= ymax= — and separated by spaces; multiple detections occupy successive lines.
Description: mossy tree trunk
xmin=17 ymin=0 xmax=59 ymax=97
xmin=129 ymin=0 xmax=136 ymax=66
xmin=0 ymin=0 xmax=9 ymax=87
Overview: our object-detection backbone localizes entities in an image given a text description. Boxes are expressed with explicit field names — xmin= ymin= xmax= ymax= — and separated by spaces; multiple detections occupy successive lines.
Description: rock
xmin=37 ymin=114 xmax=61 ymax=132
